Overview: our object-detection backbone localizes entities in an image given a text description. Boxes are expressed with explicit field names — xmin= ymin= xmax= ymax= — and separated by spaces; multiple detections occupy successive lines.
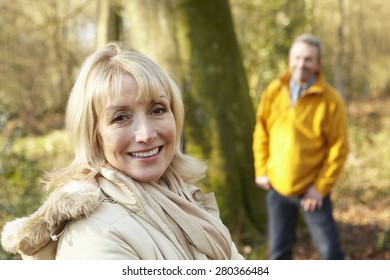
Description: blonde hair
xmin=45 ymin=43 xmax=206 ymax=190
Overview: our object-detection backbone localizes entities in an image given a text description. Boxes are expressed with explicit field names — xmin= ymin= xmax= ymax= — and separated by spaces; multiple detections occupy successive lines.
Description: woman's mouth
xmin=128 ymin=147 xmax=161 ymax=158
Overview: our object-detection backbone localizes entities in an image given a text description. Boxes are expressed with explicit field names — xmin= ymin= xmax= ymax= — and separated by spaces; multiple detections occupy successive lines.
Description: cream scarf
xmin=99 ymin=167 xmax=232 ymax=260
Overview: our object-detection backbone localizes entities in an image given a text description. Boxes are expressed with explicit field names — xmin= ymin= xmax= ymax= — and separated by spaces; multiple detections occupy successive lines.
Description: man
xmin=253 ymin=34 xmax=349 ymax=259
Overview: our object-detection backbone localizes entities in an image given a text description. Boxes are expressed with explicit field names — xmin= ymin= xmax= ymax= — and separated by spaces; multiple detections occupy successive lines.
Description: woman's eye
xmin=112 ymin=113 xmax=128 ymax=123
xmin=151 ymin=106 xmax=167 ymax=115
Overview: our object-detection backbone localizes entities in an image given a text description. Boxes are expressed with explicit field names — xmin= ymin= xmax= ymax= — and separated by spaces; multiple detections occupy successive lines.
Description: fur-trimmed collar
xmin=1 ymin=181 xmax=104 ymax=257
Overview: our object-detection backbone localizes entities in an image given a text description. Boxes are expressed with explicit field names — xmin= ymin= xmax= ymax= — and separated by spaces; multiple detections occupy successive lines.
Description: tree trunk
xmin=334 ymin=0 xmax=346 ymax=98
xmin=97 ymin=0 xmax=122 ymax=48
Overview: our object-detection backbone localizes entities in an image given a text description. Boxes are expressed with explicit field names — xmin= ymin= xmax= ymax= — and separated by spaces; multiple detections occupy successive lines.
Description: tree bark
xmin=97 ymin=0 xmax=122 ymax=48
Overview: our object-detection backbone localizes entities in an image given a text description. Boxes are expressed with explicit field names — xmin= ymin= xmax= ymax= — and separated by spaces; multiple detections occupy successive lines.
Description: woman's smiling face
xmin=98 ymin=74 xmax=176 ymax=182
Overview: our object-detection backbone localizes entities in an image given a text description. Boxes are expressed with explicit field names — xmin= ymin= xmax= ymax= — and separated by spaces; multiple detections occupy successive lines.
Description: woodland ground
xmin=292 ymin=95 xmax=390 ymax=260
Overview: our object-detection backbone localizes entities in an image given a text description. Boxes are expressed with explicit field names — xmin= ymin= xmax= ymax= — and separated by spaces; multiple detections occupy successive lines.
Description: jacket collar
xmin=281 ymin=70 xmax=327 ymax=96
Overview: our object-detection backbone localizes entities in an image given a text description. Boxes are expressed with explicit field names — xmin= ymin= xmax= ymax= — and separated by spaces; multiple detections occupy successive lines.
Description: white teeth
xmin=130 ymin=147 xmax=159 ymax=158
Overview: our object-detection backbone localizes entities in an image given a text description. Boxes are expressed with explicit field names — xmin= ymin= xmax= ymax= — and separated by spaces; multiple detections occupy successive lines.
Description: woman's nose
xmin=134 ymin=117 xmax=157 ymax=143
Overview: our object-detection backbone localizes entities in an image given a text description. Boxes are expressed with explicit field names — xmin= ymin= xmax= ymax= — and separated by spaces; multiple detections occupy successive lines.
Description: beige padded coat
xmin=1 ymin=169 xmax=243 ymax=260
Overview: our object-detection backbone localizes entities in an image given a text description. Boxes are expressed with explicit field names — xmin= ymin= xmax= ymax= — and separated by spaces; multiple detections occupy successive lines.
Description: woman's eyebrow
xmin=106 ymin=104 xmax=128 ymax=110
xmin=158 ymin=95 xmax=169 ymax=101
xmin=104 ymin=95 xmax=169 ymax=111
xmin=104 ymin=105 xmax=129 ymax=114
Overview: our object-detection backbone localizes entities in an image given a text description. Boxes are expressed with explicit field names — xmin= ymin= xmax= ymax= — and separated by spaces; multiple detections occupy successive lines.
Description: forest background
xmin=0 ymin=0 xmax=389 ymax=260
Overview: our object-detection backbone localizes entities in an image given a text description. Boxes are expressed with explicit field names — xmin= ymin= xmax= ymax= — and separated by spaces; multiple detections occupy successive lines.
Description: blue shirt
xmin=290 ymin=75 xmax=317 ymax=105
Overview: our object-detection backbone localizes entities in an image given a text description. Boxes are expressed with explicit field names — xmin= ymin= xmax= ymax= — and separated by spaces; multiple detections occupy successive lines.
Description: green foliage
xmin=230 ymin=0 xmax=307 ymax=103
xmin=0 ymin=144 xmax=43 ymax=259
xmin=0 ymin=130 xmax=72 ymax=259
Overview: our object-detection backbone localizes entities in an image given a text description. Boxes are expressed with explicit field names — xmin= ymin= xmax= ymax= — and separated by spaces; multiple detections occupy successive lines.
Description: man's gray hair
xmin=292 ymin=34 xmax=322 ymax=58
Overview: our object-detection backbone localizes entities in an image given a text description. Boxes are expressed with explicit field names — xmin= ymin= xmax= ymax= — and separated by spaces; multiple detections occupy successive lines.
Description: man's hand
xmin=300 ymin=185 xmax=323 ymax=212
xmin=255 ymin=176 xmax=271 ymax=190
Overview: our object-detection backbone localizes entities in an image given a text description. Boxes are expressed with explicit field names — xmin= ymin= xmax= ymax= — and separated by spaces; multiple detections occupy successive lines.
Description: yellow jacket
xmin=253 ymin=71 xmax=349 ymax=196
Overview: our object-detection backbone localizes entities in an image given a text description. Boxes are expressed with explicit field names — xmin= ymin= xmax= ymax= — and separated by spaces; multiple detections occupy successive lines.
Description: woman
xmin=1 ymin=44 xmax=243 ymax=260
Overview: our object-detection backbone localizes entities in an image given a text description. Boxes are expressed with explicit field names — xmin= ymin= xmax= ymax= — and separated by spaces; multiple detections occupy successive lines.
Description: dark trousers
xmin=266 ymin=188 xmax=345 ymax=260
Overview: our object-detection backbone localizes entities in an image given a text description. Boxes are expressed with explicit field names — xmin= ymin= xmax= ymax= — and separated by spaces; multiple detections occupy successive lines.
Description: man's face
xmin=288 ymin=42 xmax=321 ymax=85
